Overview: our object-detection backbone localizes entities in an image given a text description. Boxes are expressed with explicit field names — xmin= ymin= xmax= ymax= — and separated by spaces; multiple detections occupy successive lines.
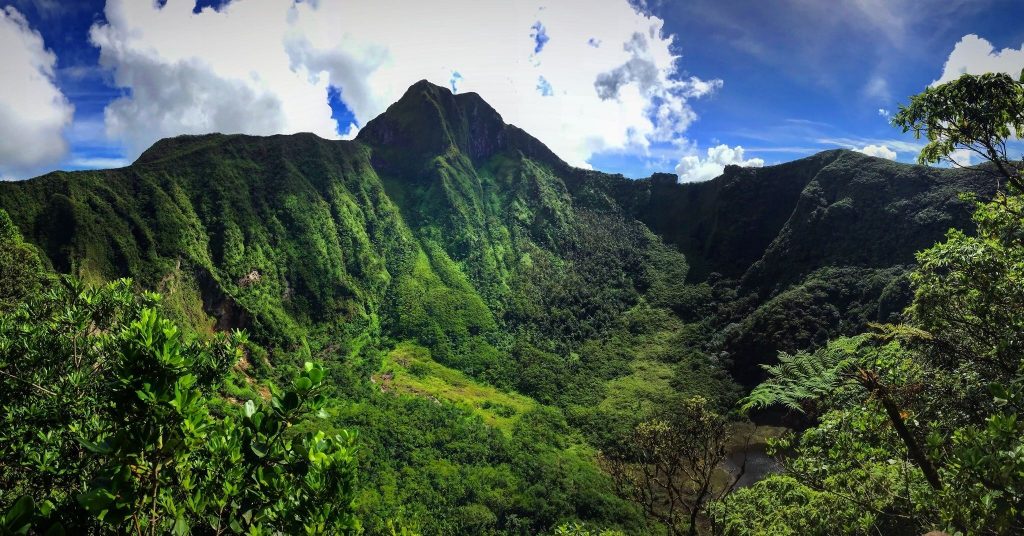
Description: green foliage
xmin=375 ymin=342 xmax=536 ymax=432
xmin=0 ymin=80 xmax=708 ymax=536
xmin=0 ymin=209 xmax=50 ymax=312
xmin=600 ymin=397 xmax=729 ymax=536
xmin=5 ymin=78 xmax=1014 ymax=535
xmin=721 ymin=266 xmax=911 ymax=385
xmin=912 ymin=193 xmax=1024 ymax=381
xmin=340 ymin=391 xmax=642 ymax=535
xmin=0 ymin=278 xmax=358 ymax=535
xmin=728 ymin=67 xmax=1024 ymax=530
xmin=894 ymin=71 xmax=1024 ymax=190
xmin=742 ymin=336 xmax=867 ymax=414
xmin=724 ymin=193 xmax=1024 ymax=534
xmin=937 ymin=379 xmax=1024 ymax=533
xmin=552 ymin=521 xmax=626 ymax=536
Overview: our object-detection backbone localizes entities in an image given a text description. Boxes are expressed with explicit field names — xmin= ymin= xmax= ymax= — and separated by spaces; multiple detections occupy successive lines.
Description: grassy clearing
xmin=374 ymin=342 xmax=537 ymax=433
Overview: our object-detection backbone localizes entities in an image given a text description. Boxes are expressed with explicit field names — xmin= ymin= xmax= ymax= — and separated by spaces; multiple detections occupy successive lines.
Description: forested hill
xmin=618 ymin=148 xmax=993 ymax=287
xmin=614 ymin=148 xmax=994 ymax=385
xmin=0 ymin=79 xmax=998 ymax=534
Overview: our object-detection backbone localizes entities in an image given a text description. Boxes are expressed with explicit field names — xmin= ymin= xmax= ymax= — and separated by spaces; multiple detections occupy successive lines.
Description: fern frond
xmin=741 ymin=337 xmax=865 ymax=413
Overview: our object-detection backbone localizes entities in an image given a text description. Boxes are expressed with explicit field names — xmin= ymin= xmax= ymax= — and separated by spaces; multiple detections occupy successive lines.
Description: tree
xmin=743 ymin=330 xmax=942 ymax=490
xmin=599 ymin=397 xmax=729 ymax=536
xmin=892 ymin=71 xmax=1024 ymax=191
xmin=0 ymin=209 xmax=49 ymax=312
xmin=0 ymin=278 xmax=360 ymax=535
xmin=911 ymin=194 xmax=1024 ymax=382
xmin=715 ymin=69 xmax=1024 ymax=536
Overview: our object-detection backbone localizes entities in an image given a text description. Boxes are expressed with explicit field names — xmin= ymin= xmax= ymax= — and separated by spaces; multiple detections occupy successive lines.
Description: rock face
xmin=238 ymin=270 xmax=261 ymax=287
xmin=357 ymin=79 xmax=561 ymax=172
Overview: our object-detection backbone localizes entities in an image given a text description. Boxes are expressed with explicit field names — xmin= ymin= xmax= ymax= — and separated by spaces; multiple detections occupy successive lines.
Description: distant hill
xmin=619 ymin=149 xmax=993 ymax=286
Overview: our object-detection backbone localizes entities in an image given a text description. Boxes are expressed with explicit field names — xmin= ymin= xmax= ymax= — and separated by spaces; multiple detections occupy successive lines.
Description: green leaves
xmin=0 ymin=279 xmax=360 ymax=535
xmin=893 ymin=72 xmax=1024 ymax=191
xmin=1 ymin=496 xmax=34 ymax=536
xmin=741 ymin=336 xmax=866 ymax=414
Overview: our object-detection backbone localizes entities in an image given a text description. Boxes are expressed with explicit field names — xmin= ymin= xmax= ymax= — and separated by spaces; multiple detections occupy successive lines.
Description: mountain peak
xmin=357 ymin=79 xmax=561 ymax=170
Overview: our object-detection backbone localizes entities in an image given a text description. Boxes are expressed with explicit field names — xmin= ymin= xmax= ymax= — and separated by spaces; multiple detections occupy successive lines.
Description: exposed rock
xmin=238 ymin=269 xmax=261 ymax=287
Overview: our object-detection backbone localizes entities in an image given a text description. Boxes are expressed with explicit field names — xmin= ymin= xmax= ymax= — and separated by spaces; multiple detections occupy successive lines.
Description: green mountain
xmin=0 ymin=80 xmax=996 ymax=534
xmin=615 ymin=149 xmax=993 ymax=384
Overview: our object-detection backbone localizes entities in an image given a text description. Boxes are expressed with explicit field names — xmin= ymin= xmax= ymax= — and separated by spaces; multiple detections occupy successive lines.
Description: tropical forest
xmin=1 ymin=2 xmax=1023 ymax=535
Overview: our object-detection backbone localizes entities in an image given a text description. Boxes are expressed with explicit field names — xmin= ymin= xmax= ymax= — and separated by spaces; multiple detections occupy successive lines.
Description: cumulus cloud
xmin=89 ymin=0 xmax=721 ymax=167
xmin=90 ymin=0 xmax=336 ymax=158
xmin=949 ymin=149 xmax=972 ymax=167
xmin=856 ymin=144 xmax=897 ymax=160
xmin=0 ymin=6 xmax=73 ymax=179
xmin=675 ymin=144 xmax=764 ymax=183
xmin=935 ymin=34 xmax=1024 ymax=85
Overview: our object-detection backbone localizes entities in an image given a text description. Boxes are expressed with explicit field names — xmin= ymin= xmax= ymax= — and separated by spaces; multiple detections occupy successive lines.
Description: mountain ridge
xmin=0 ymin=80 xmax=996 ymax=381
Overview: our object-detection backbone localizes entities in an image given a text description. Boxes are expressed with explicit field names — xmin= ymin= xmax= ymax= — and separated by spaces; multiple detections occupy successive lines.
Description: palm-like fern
xmin=741 ymin=336 xmax=866 ymax=413
xmin=742 ymin=326 xmax=945 ymax=490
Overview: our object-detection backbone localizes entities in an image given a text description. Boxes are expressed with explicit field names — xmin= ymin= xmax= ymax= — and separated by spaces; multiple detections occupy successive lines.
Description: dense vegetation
xmin=715 ymin=70 xmax=1024 ymax=534
xmin=1 ymin=73 xmax=1020 ymax=535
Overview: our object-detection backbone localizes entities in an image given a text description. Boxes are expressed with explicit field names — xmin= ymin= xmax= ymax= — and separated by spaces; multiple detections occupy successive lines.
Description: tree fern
xmin=742 ymin=336 xmax=867 ymax=413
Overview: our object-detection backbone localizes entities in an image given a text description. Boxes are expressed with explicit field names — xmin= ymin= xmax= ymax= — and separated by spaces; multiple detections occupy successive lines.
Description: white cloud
xmin=949 ymin=149 xmax=972 ymax=167
xmin=0 ymin=6 xmax=73 ymax=179
xmin=935 ymin=34 xmax=1024 ymax=85
xmin=877 ymin=108 xmax=890 ymax=118
xmin=856 ymin=143 xmax=897 ymax=160
xmin=862 ymin=75 xmax=891 ymax=102
xmin=674 ymin=144 xmax=764 ymax=183
xmin=89 ymin=0 xmax=721 ymax=167
xmin=90 ymin=0 xmax=335 ymax=159
xmin=819 ymin=136 xmax=923 ymax=155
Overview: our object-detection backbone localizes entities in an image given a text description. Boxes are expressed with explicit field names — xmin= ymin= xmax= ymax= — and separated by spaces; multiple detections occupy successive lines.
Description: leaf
xmin=77 ymin=487 xmax=115 ymax=516
xmin=282 ymin=391 xmax=300 ymax=412
xmin=3 ymin=495 xmax=34 ymax=535
xmin=307 ymin=366 xmax=324 ymax=385
xmin=173 ymin=514 xmax=189 ymax=535
xmin=251 ymin=441 xmax=269 ymax=458
xmin=244 ymin=399 xmax=257 ymax=419
xmin=293 ymin=377 xmax=312 ymax=393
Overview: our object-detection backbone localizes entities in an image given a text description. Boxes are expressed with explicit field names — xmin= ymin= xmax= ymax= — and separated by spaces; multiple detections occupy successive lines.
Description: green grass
xmin=374 ymin=342 xmax=537 ymax=433
xmin=598 ymin=358 xmax=678 ymax=417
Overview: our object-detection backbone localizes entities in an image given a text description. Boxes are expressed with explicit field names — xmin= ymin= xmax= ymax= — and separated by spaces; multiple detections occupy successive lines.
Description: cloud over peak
xmin=85 ymin=0 xmax=721 ymax=167
xmin=856 ymin=144 xmax=898 ymax=160
xmin=675 ymin=144 xmax=764 ymax=183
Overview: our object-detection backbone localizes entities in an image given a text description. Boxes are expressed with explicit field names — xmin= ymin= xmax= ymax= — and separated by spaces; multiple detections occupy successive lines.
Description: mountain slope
xmin=1 ymin=81 xmax=697 ymax=534
xmin=620 ymin=149 xmax=993 ymax=286
xmin=615 ymin=149 xmax=994 ymax=384
xmin=1 ymin=80 xmax=998 ymax=386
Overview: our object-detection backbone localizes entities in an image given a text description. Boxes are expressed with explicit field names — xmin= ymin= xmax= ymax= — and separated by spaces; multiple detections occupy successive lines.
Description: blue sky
xmin=1 ymin=0 xmax=1022 ymax=181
